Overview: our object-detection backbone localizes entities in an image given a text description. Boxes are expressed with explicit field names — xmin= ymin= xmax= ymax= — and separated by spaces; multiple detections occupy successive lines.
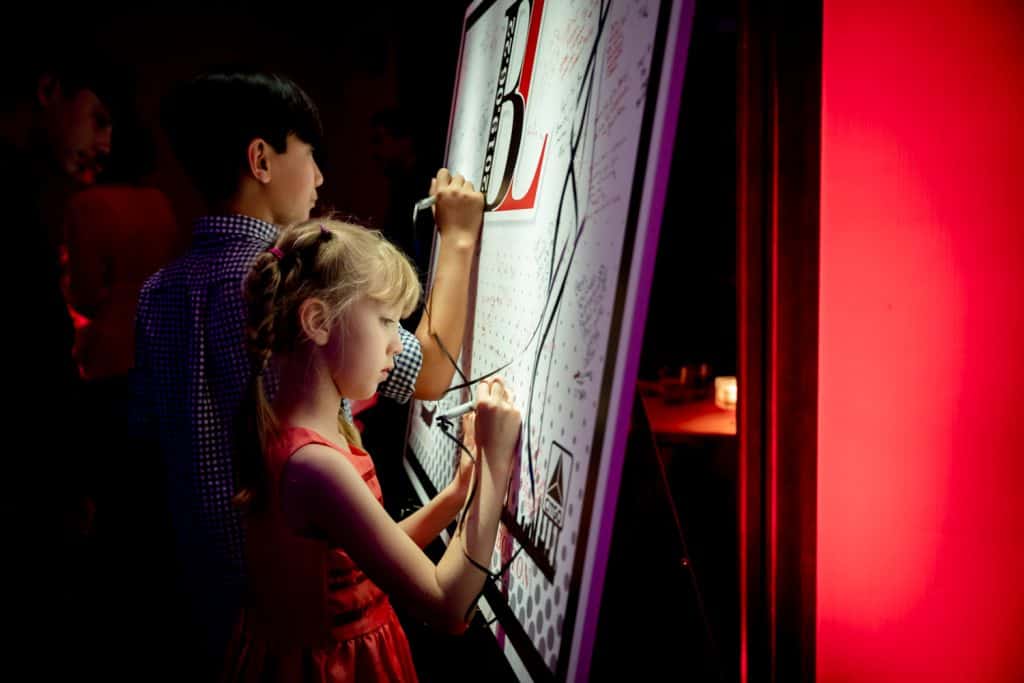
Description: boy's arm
xmin=412 ymin=169 xmax=483 ymax=400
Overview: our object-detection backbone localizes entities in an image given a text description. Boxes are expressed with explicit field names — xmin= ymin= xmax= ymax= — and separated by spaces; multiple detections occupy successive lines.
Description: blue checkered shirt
xmin=133 ymin=214 xmax=421 ymax=602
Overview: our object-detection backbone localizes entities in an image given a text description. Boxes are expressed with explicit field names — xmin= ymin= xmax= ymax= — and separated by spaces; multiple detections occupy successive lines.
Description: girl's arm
xmin=396 ymin=485 xmax=462 ymax=548
xmin=399 ymin=412 xmax=477 ymax=547
xmin=282 ymin=380 xmax=518 ymax=632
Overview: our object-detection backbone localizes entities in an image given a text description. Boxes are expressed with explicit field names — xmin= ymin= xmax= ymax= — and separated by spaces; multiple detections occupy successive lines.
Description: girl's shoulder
xmin=269 ymin=425 xmax=345 ymax=459
xmin=274 ymin=427 xmax=380 ymax=503
xmin=268 ymin=425 xmax=372 ymax=464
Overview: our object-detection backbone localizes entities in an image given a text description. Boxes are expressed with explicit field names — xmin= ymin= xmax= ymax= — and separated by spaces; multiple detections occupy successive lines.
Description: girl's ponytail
xmin=233 ymin=251 xmax=283 ymax=510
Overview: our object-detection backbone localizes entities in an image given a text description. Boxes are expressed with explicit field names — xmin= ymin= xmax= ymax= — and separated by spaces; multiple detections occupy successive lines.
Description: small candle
xmin=714 ymin=376 xmax=738 ymax=410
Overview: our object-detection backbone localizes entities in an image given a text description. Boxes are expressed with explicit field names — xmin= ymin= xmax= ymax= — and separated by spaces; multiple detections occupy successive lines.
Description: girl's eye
xmin=381 ymin=317 xmax=397 ymax=327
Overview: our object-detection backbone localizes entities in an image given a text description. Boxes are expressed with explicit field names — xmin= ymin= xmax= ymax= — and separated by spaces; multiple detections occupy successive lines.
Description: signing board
xmin=405 ymin=1 xmax=693 ymax=679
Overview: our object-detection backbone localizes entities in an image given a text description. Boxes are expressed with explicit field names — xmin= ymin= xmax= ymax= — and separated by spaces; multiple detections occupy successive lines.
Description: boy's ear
xmin=298 ymin=297 xmax=331 ymax=345
xmin=246 ymin=138 xmax=271 ymax=184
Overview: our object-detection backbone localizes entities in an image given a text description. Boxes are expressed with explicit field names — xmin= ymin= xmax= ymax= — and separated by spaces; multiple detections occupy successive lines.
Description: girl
xmin=225 ymin=218 xmax=520 ymax=681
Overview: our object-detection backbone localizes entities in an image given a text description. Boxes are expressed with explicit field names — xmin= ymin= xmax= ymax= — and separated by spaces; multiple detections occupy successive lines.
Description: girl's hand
xmin=472 ymin=377 xmax=521 ymax=472
xmin=452 ymin=412 xmax=477 ymax=501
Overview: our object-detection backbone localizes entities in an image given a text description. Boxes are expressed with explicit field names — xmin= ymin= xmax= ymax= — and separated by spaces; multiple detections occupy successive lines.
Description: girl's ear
xmin=298 ymin=297 xmax=331 ymax=345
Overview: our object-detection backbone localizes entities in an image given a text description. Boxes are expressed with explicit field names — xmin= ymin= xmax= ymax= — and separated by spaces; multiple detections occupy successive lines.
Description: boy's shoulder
xmin=137 ymin=239 xmax=262 ymax=317
xmin=136 ymin=215 xmax=276 ymax=325
xmin=143 ymin=224 xmax=271 ymax=289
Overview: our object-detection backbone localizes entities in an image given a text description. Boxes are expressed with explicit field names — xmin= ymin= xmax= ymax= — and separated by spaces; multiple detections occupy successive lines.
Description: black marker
xmin=437 ymin=399 xmax=476 ymax=421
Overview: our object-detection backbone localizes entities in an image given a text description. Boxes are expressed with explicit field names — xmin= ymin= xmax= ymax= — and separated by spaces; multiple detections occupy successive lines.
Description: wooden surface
xmin=637 ymin=381 xmax=737 ymax=439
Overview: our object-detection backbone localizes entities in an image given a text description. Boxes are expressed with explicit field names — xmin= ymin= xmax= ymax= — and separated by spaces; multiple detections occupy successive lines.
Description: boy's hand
xmin=431 ymin=168 xmax=483 ymax=251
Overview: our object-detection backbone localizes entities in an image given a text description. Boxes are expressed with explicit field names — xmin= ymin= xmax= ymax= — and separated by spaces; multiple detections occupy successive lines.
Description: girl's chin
xmin=346 ymin=386 xmax=377 ymax=402
xmin=336 ymin=377 xmax=378 ymax=402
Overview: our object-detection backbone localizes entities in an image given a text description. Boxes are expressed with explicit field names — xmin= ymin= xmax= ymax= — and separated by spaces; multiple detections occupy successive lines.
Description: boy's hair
xmin=234 ymin=217 xmax=421 ymax=509
xmin=161 ymin=70 xmax=323 ymax=204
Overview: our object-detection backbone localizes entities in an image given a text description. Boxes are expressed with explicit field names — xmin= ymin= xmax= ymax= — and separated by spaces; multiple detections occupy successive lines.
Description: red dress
xmin=223 ymin=426 xmax=418 ymax=682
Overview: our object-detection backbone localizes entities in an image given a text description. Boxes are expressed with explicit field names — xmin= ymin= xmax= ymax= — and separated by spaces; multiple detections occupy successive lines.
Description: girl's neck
xmin=273 ymin=351 xmax=345 ymax=442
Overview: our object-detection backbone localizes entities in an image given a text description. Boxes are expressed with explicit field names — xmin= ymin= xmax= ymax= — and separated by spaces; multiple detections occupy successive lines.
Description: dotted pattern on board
xmin=408 ymin=0 xmax=663 ymax=675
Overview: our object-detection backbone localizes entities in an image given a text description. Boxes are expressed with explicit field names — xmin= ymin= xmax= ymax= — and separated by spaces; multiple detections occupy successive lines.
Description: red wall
xmin=818 ymin=1 xmax=1024 ymax=680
